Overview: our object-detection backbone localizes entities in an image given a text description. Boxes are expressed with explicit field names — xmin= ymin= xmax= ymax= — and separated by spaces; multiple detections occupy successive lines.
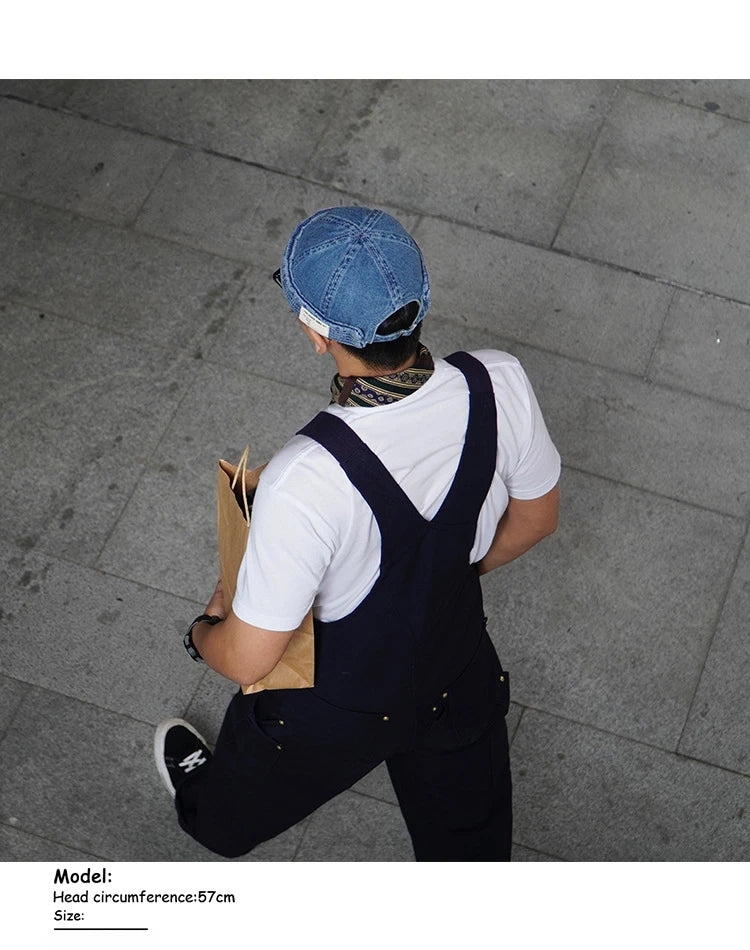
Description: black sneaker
xmin=154 ymin=718 xmax=212 ymax=798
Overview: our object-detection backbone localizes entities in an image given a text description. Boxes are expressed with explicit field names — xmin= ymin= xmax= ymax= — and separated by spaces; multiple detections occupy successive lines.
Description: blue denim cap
xmin=280 ymin=206 xmax=430 ymax=348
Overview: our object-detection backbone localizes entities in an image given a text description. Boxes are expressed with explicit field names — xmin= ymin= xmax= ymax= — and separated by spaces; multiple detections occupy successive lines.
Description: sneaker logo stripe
xmin=179 ymin=750 xmax=208 ymax=772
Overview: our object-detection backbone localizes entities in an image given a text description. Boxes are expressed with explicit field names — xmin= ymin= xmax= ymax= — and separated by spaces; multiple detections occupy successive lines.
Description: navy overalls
xmin=176 ymin=352 xmax=513 ymax=860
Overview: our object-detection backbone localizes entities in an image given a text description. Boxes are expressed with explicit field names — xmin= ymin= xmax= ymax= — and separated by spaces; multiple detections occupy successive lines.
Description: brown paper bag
xmin=217 ymin=446 xmax=315 ymax=695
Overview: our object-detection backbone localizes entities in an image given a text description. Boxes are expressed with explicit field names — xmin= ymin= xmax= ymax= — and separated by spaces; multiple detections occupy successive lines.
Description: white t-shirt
xmin=233 ymin=350 xmax=561 ymax=631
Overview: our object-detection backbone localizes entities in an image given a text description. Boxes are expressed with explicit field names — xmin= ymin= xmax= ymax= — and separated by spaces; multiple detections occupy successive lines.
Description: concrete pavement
xmin=1 ymin=79 xmax=749 ymax=862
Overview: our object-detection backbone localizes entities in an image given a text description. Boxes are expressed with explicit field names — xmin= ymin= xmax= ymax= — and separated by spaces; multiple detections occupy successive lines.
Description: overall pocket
xmin=253 ymin=687 xmax=397 ymax=765
xmin=211 ymin=689 xmax=284 ymax=777
xmin=427 ymin=628 xmax=510 ymax=749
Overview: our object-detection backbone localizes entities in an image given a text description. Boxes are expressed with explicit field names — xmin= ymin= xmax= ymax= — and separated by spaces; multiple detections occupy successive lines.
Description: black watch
xmin=184 ymin=614 xmax=221 ymax=662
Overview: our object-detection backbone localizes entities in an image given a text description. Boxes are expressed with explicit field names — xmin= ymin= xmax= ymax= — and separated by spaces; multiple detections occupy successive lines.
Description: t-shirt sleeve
xmin=231 ymin=448 xmax=340 ymax=631
xmin=501 ymin=361 xmax=561 ymax=500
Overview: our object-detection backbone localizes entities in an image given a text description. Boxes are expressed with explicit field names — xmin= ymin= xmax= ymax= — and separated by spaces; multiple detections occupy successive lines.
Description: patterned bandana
xmin=330 ymin=345 xmax=435 ymax=407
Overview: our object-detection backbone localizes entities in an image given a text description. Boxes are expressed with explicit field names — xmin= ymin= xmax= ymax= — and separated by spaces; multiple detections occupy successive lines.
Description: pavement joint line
xmin=433 ymin=315 xmax=750 ymax=418
xmin=2 ymin=297 xmax=748 ymax=528
xmin=675 ymin=517 xmax=750 ymax=753
xmin=3 ymin=295 xmax=748 ymax=524
xmin=548 ymin=242 xmax=750 ymax=312
xmin=300 ymin=80 xmax=394 ymax=183
xmin=0 ymin=681 xmax=26 ymax=747
xmin=10 ymin=79 xmax=750 ymax=133
xmin=2 ymin=538 xmax=207 ymax=615
xmin=558 ymin=462 xmax=749 ymax=523
xmin=514 ymin=702 xmax=750 ymax=782
xmin=127 ymin=141 xmax=181 ymax=228
xmin=511 ymin=842 xmax=566 ymax=862
xmin=619 ymin=81 xmax=750 ymax=128
xmin=88 ymin=349 xmax=214 ymax=566
xmin=20 ymin=272 xmax=749 ymax=424
xmin=290 ymin=815 xmax=316 ymax=862
xmin=0 ymin=189 xmax=259 ymax=268
xmin=0 ymin=363 xmax=173 ymax=441
xmin=2 ymin=93 xmax=269 ymax=167
xmin=643 ymin=287 xmax=678 ymax=383
xmin=0 ymin=820 xmax=102 ymax=860
xmin=4 ymin=154 xmax=750 ymax=316
xmin=0 ymin=674 xmax=204 ymax=734
xmin=508 ymin=705 xmax=525 ymax=747
xmin=6 ymin=98 xmax=750 ymax=313
xmin=347 ymin=787 xmax=401 ymax=809
xmin=2 ymin=92 xmax=350 ymax=192
xmin=127 ymin=218 xmax=263 ymax=265
xmin=0 ymin=290 xmax=251 ymax=362
xmin=87 ymin=562 xmax=207 ymax=611
xmin=4 ymin=89 xmax=750 ymax=314
xmin=59 ymin=328 xmax=749 ymax=527
xmin=549 ymin=80 xmax=623 ymax=249
xmin=23 ymin=450 xmax=749 ymax=607
xmin=197 ymin=351 xmax=327 ymax=400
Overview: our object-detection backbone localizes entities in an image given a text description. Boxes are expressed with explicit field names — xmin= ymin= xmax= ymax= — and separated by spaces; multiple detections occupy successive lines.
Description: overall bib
xmin=176 ymin=352 xmax=513 ymax=861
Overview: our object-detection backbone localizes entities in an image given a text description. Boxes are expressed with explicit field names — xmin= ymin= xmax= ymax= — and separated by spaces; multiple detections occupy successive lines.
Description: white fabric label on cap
xmin=299 ymin=306 xmax=330 ymax=338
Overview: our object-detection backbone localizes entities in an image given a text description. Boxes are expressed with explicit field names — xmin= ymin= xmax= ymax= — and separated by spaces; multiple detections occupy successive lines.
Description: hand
xmin=205 ymin=577 xmax=227 ymax=620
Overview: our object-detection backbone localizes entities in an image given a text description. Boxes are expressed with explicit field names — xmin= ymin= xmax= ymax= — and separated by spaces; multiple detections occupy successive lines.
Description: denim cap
xmin=280 ymin=206 xmax=430 ymax=347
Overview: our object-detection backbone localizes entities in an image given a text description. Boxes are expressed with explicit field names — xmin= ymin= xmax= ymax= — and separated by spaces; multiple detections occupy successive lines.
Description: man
xmin=155 ymin=206 xmax=560 ymax=861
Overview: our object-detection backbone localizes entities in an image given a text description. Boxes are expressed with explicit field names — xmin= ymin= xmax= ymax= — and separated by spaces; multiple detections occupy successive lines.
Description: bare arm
xmin=190 ymin=579 xmax=296 ymax=685
xmin=477 ymin=483 xmax=559 ymax=576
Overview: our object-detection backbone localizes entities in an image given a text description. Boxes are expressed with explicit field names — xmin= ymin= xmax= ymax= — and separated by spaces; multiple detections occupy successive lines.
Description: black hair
xmin=340 ymin=301 xmax=422 ymax=371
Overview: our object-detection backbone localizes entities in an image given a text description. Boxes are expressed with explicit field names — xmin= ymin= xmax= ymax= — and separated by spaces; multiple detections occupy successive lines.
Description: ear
xmin=298 ymin=320 xmax=331 ymax=355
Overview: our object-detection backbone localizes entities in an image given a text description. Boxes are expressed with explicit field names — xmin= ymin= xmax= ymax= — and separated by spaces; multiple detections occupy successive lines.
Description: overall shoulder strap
xmin=297 ymin=412 xmax=425 ymax=538
xmin=435 ymin=352 xmax=498 ymax=525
